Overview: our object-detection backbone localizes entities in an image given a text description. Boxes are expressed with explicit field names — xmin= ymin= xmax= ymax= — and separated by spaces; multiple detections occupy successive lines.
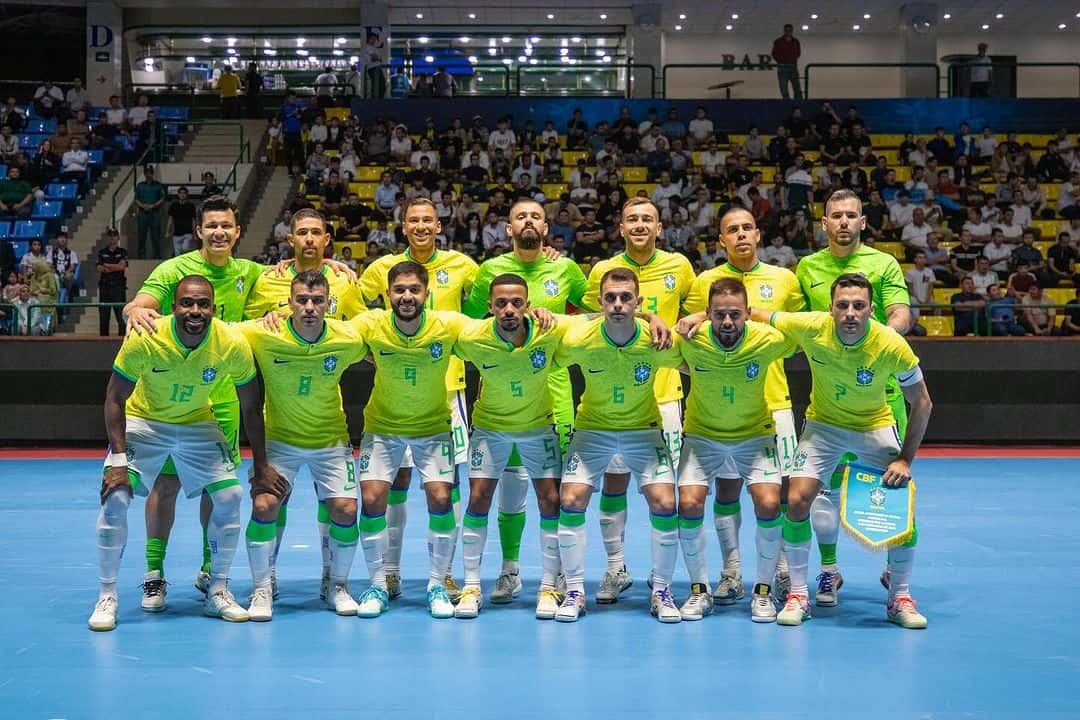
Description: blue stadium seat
xmin=9 ymin=239 xmax=29 ymax=263
xmin=12 ymin=221 xmax=45 ymax=240
xmin=157 ymin=107 xmax=189 ymax=120
xmin=31 ymin=200 xmax=62 ymax=220
xmin=24 ymin=119 xmax=57 ymax=134
xmin=87 ymin=150 xmax=104 ymax=165
xmin=45 ymin=183 xmax=78 ymax=202
xmin=0 ymin=165 xmax=6 ymax=178
xmin=0 ymin=222 xmax=11 ymax=239
xmin=17 ymin=134 xmax=46 ymax=152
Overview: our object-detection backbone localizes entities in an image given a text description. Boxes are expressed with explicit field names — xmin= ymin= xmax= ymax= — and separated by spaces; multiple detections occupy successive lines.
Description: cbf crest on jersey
xmin=856 ymin=366 xmax=874 ymax=386
xmin=663 ymin=274 xmax=676 ymax=290
xmin=746 ymin=360 xmax=760 ymax=380
xmin=328 ymin=296 xmax=338 ymax=315
xmin=430 ymin=341 xmax=444 ymax=360
xmin=324 ymin=356 xmax=338 ymax=373
xmin=530 ymin=348 xmax=547 ymax=370
xmin=201 ymin=367 xmax=218 ymax=384
xmin=543 ymin=279 xmax=560 ymax=297
xmin=235 ymin=276 xmax=245 ymax=295
xmin=759 ymin=284 xmax=774 ymax=300
xmin=633 ymin=362 xmax=652 ymax=385
xmin=436 ymin=269 xmax=449 ymax=285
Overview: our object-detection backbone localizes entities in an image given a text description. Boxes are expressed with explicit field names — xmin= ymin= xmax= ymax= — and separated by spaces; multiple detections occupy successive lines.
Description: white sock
xmin=754 ymin=516 xmax=782 ymax=587
xmin=713 ymin=500 xmax=742 ymax=573
xmin=539 ymin=515 xmax=560 ymax=589
xmin=811 ymin=492 xmax=840 ymax=550
xmin=678 ymin=515 xmax=709 ymax=586
xmin=650 ymin=512 xmax=679 ymax=592
xmin=316 ymin=500 xmax=331 ymax=573
xmin=97 ymin=490 xmax=130 ymax=597
xmin=461 ymin=512 xmax=488 ymax=588
xmin=360 ymin=513 xmax=388 ymax=590
xmin=328 ymin=520 xmax=359 ymax=585
xmin=245 ymin=517 xmax=275 ymax=590
xmin=385 ymin=492 xmax=407 ymax=575
xmin=558 ymin=509 xmax=587 ymax=594
xmin=427 ymin=508 xmax=456 ymax=590
xmin=599 ymin=492 xmax=628 ymax=572
xmin=206 ymin=485 xmax=243 ymax=596
xmin=888 ymin=545 xmax=916 ymax=599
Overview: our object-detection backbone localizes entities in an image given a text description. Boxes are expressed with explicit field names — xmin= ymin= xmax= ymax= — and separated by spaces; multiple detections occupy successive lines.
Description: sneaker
xmin=427 ymin=585 xmax=455 ymax=619
xmin=886 ymin=596 xmax=927 ymax=629
xmin=454 ymin=587 xmax=482 ymax=619
xmin=444 ymin=575 xmax=464 ymax=604
xmin=773 ymin=571 xmax=791 ymax=607
xmin=386 ymin=570 xmax=402 ymax=600
xmin=270 ymin=567 xmax=279 ymax=600
xmin=815 ymin=569 xmax=844 ymax=607
xmin=248 ymin=586 xmax=273 ymax=622
xmin=140 ymin=570 xmax=167 ymax=613
xmin=679 ymin=583 xmax=714 ymax=621
xmin=329 ymin=583 xmax=359 ymax=616
xmin=535 ymin=588 xmax=561 ymax=620
xmin=204 ymin=588 xmax=249 ymax=622
xmin=356 ymin=586 xmax=389 ymax=618
xmin=319 ymin=567 xmax=331 ymax=602
xmin=596 ymin=566 xmax=633 ymax=604
xmin=712 ymin=571 xmax=744 ymax=605
xmin=88 ymin=596 xmax=118 ymax=631
xmin=194 ymin=570 xmax=211 ymax=596
xmin=880 ymin=568 xmax=891 ymax=590
xmin=489 ymin=572 xmax=522 ymax=604
xmin=751 ymin=583 xmax=777 ymax=623
xmin=777 ymin=594 xmax=811 ymax=626
xmin=650 ymin=588 xmax=682 ymax=623
xmin=555 ymin=590 xmax=586 ymax=622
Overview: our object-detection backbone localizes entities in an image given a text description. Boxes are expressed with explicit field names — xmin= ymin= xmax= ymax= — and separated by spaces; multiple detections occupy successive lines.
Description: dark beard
xmin=515 ymin=231 xmax=541 ymax=250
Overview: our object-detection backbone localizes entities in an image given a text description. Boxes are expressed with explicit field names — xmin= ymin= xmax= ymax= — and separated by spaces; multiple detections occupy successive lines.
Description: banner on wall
xmin=86 ymin=1 xmax=123 ymax=106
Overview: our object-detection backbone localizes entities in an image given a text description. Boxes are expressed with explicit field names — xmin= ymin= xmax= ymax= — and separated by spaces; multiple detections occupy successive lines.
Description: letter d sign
xmin=90 ymin=25 xmax=114 ymax=48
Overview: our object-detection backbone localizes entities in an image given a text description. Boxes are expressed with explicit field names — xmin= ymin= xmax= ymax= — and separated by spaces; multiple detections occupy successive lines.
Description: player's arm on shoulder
xmin=641 ymin=312 xmax=672 ymax=349
xmin=123 ymin=292 xmax=163 ymax=335
xmin=885 ymin=303 xmax=912 ymax=335
xmin=527 ymin=306 xmax=557 ymax=331
xmin=102 ymin=371 xmax=137 ymax=503
xmin=461 ymin=265 xmax=490 ymax=318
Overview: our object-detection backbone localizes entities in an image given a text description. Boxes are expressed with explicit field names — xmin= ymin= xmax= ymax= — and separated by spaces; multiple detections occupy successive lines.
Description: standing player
xmin=554 ymin=268 xmax=682 ymax=624
xmin=359 ymin=199 xmax=478 ymax=600
xmin=580 ymin=197 xmax=694 ymax=605
xmin=461 ymin=198 xmax=587 ymax=604
xmin=795 ymin=189 xmax=911 ymax=604
xmin=681 ymin=206 xmax=805 ymax=604
xmin=89 ymin=276 xmax=283 ymax=631
xmin=453 ymin=274 xmax=564 ymax=619
xmin=769 ymin=273 xmax=931 ymax=629
xmin=243 ymin=208 xmax=365 ymax=603
xmin=237 ymin=270 xmax=369 ymax=620
xmin=674 ymin=278 xmax=796 ymax=622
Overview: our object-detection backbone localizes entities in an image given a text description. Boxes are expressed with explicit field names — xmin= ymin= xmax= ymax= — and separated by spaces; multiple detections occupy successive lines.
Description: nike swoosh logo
xmin=763 ymin=470 xmax=778 ymax=476
xmin=151 ymin=368 xmax=169 ymax=373
xmin=587 ymin=368 xmax=604 ymax=374
xmin=277 ymin=301 xmax=288 ymax=307
xmin=810 ymin=357 xmax=826 ymax=365
xmin=810 ymin=281 xmax=826 ymax=288
xmin=273 ymin=358 xmax=289 ymax=364
xmin=482 ymin=363 xmax=498 ymax=370
xmin=693 ymin=366 xmax=710 ymax=372
xmin=379 ymin=350 xmax=395 ymax=356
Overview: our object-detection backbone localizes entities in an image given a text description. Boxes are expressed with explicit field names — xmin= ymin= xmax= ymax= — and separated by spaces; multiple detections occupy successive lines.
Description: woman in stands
xmin=28 ymin=258 xmax=57 ymax=335
xmin=32 ymin=140 xmax=61 ymax=190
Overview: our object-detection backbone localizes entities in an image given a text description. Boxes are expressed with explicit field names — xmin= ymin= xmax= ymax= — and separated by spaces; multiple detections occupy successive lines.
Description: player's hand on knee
xmin=674 ymin=312 xmax=706 ymax=340
xmin=252 ymin=462 xmax=289 ymax=498
xmin=101 ymin=466 xmax=133 ymax=504
xmin=125 ymin=307 xmax=161 ymax=335
xmin=882 ymin=459 xmax=912 ymax=487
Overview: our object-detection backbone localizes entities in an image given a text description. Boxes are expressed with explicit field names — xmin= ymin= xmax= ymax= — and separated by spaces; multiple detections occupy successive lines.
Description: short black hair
xmin=197 ymin=195 xmax=238 ymax=226
xmin=830 ymin=272 xmax=872 ymax=300
xmin=489 ymin=273 xmax=528 ymax=295
xmin=708 ymin=277 xmax=748 ymax=305
xmin=176 ymin=274 xmax=214 ymax=298
xmin=600 ymin=266 xmax=639 ymax=294
xmin=291 ymin=269 xmax=329 ymax=294
xmin=388 ymin=260 xmax=428 ymax=288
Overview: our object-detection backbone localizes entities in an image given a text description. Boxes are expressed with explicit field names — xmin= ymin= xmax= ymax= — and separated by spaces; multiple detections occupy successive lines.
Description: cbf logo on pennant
xmin=840 ymin=462 xmax=916 ymax=551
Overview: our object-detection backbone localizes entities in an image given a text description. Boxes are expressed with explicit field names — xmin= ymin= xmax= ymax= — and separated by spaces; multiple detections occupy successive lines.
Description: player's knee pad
xmin=98 ymin=491 xmax=131 ymax=543
xmin=209 ymin=484 xmax=243 ymax=520
xmin=498 ymin=469 xmax=529 ymax=514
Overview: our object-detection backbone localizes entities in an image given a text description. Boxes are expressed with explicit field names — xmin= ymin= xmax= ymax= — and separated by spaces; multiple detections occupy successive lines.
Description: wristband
xmin=107 ymin=454 xmax=129 ymax=468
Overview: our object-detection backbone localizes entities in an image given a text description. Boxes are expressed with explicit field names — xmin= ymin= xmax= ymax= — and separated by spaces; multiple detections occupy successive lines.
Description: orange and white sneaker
xmin=777 ymin=593 xmax=811 ymax=626
xmin=886 ymin=596 xmax=927 ymax=629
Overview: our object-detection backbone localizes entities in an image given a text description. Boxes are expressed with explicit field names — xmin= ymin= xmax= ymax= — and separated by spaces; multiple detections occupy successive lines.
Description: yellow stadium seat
xmin=876 ymin=242 xmax=905 ymax=261
xmin=1042 ymin=184 xmax=1060 ymax=201
xmin=877 ymin=150 xmax=899 ymax=164
xmin=560 ymin=166 xmax=597 ymax=181
xmin=894 ymin=166 xmax=912 ymax=182
xmin=1046 ymin=288 xmax=1075 ymax=305
xmin=873 ymin=134 xmax=906 ymax=148
xmin=325 ymin=108 xmax=350 ymax=122
xmin=541 ymin=183 xmax=569 ymax=199
xmin=625 ymin=183 xmax=653 ymax=198
xmin=622 ymin=167 xmax=647 ymax=182
xmin=1035 ymin=241 xmax=1053 ymax=254
xmin=811 ymin=202 xmax=824 ymax=218
xmin=919 ymin=316 xmax=954 ymax=336
xmin=355 ymin=166 xmax=385 ymax=182
xmin=563 ymin=150 xmax=589 ymax=165
xmin=932 ymin=288 xmax=957 ymax=304
xmin=1016 ymin=134 xmax=1054 ymax=147
xmin=333 ymin=240 xmax=366 ymax=260
xmin=750 ymin=165 xmax=777 ymax=182
xmin=1032 ymin=220 xmax=1059 ymax=238
xmin=349 ymin=182 xmax=379 ymax=200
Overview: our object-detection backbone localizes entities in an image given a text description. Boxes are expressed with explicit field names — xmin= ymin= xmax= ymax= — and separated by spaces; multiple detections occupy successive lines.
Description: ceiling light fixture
xmin=265 ymin=49 xmax=277 ymax=56
xmin=1060 ymin=22 xmax=1068 ymax=29
xmin=418 ymin=36 xmax=429 ymax=43
xmin=415 ymin=12 xmax=423 ymax=19
xmin=547 ymin=13 xmax=554 ymax=19
xmin=518 ymin=55 xmax=527 ymax=62
xmin=679 ymin=13 xmax=687 ymax=20
xmin=529 ymin=58 xmax=538 ymax=65
xmin=459 ymin=36 xmax=470 ymax=43
xmin=981 ymin=23 xmax=989 ymax=29
xmin=810 ymin=13 xmax=818 ymax=19
xmin=501 ymin=58 xmax=512 ymax=65
xmin=501 ymin=36 xmax=511 ymax=43
xmin=349 ymin=55 xmax=358 ymax=63
xmin=227 ymin=37 xmax=237 ymax=46
xmin=600 ymin=13 xmax=608 ymax=19
xmin=852 ymin=23 xmax=861 ymax=30
xmin=468 ymin=12 xmax=476 ymax=19
xmin=335 ymin=37 xmax=347 ymax=45
xmin=487 ymin=47 xmax=497 ymax=55
xmin=297 ymin=49 xmax=308 ymax=56
xmin=731 ymin=13 xmax=739 ymax=19
xmin=725 ymin=24 xmax=733 ymax=30
xmin=801 ymin=24 xmax=809 ymax=30
xmin=296 ymin=37 xmax=306 ymax=46
xmin=186 ymin=56 xmax=196 ymax=62
xmin=995 ymin=12 xmax=1004 ymax=19
xmin=333 ymin=49 xmax=344 ymax=56
xmin=559 ymin=47 xmax=568 ymax=55
xmin=530 ymin=36 xmax=541 ymax=43
xmin=943 ymin=13 xmax=952 ymax=19
xmin=571 ymin=36 xmax=582 ymax=43
xmin=201 ymin=36 xmax=212 ymax=43
xmin=675 ymin=24 xmax=683 ymax=30
xmin=863 ymin=13 xmax=871 ymax=19
xmin=602 ymin=55 xmax=612 ymax=63
xmin=468 ymin=55 xmax=479 ymax=63
xmin=424 ymin=55 xmax=435 ymax=63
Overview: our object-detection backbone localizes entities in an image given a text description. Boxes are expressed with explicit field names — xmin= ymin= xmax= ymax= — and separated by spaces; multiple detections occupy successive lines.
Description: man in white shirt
xmin=962 ymin=207 xmax=993 ymax=243
xmin=700 ymin=239 xmax=724 ymax=269
xmin=982 ymin=231 xmax=1014 ymax=275
xmin=968 ymin=255 xmax=1000 ymax=296
xmin=737 ymin=172 xmax=764 ymax=208
xmin=272 ymin=210 xmax=292 ymax=245
xmin=33 ymin=81 xmax=65 ymax=119
xmin=637 ymin=108 xmax=659 ymax=137
xmin=1058 ymin=170 xmax=1080 ymax=218
xmin=481 ymin=211 xmax=509 ymax=251
xmin=687 ymin=106 xmax=714 ymax=149
xmin=409 ymin=138 xmax=438 ymax=170
xmin=997 ymin=209 xmax=1024 ymax=242
xmin=699 ymin=140 xmax=726 ymax=178
xmin=487 ymin=117 xmax=517 ymax=155
xmin=650 ymin=171 xmax=683 ymax=208
xmin=904 ymin=166 xmax=929 ymax=193
xmin=969 ymin=43 xmax=992 ymax=97
xmin=900 ymin=208 xmax=932 ymax=259
xmin=1008 ymin=193 xmax=1032 ymax=230
xmin=65 ymin=78 xmax=89 ymax=114
xmin=761 ymin=235 xmax=797 ymax=269
xmin=126 ymin=95 xmax=151 ymax=128
xmin=511 ymin=155 xmax=542 ymax=186
xmin=741 ymin=126 xmax=765 ymax=161
xmin=661 ymin=211 xmax=694 ymax=251
xmin=905 ymin=250 xmax=937 ymax=325
xmin=975 ymin=126 xmax=998 ymax=160
xmin=315 ymin=66 xmax=339 ymax=105
xmin=0 ymin=125 xmax=18 ymax=163
xmin=1021 ymin=177 xmax=1047 ymax=215
xmin=104 ymin=95 xmax=127 ymax=130
xmin=639 ymin=124 xmax=663 ymax=154
xmin=888 ymin=191 xmax=915 ymax=232
xmin=686 ymin=188 xmax=716 ymax=230
xmin=569 ymin=174 xmax=598 ymax=213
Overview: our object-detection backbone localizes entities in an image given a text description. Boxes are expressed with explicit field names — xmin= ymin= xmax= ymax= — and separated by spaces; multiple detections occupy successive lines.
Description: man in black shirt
xmin=567 ymin=109 xmax=588 ymax=150
xmin=1062 ymin=290 xmax=1080 ymax=335
xmin=949 ymin=230 xmax=983 ymax=280
xmin=1010 ymin=230 xmax=1047 ymax=278
xmin=1046 ymin=232 xmax=1079 ymax=287
xmin=166 ymin=186 xmax=197 ymax=256
xmin=96 ymin=228 xmax=127 ymax=336
xmin=950 ymin=276 xmax=986 ymax=336
xmin=812 ymin=101 xmax=840 ymax=138
xmin=785 ymin=108 xmax=811 ymax=143
xmin=1035 ymin=141 xmax=1070 ymax=183
xmin=336 ymin=192 xmax=371 ymax=241
xmin=863 ymin=189 xmax=888 ymax=242
xmin=573 ymin=209 xmax=605 ymax=263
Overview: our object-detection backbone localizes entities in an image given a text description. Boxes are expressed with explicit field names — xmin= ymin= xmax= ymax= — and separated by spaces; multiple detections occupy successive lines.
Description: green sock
xmin=276 ymin=503 xmax=288 ymax=529
xmin=498 ymin=511 xmax=527 ymax=563
xmin=201 ymin=527 xmax=212 ymax=574
xmin=146 ymin=537 xmax=167 ymax=574
xmin=819 ymin=543 xmax=837 ymax=565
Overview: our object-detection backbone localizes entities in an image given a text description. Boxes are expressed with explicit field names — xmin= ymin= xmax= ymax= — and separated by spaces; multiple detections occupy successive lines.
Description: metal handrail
xmin=913 ymin=300 xmax=1075 ymax=336
xmin=516 ymin=63 xmax=655 ymax=98
xmin=944 ymin=62 xmax=1080 ymax=97
xmin=5 ymin=302 xmax=123 ymax=336
xmin=804 ymin=62 xmax=941 ymax=98
xmin=224 ymin=140 xmax=252 ymax=189
xmin=110 ymin=144 xmax=156 ymax=232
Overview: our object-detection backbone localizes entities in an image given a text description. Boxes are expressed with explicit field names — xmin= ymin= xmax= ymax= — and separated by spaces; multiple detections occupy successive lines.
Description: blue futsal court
xmin=2 ymin=452 xmax=1076 ymax=719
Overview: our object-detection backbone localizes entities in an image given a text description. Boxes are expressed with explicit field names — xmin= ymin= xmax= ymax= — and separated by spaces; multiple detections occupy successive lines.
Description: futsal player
xmin=674 ymin=278 xmax=796 ymax=622
xmin=237 ymin=270 xmax=370 ymax=620
xmin=580 ymin=197 xmax=695 ymax=605
xmin=359 ymin=199 xmax=478 ymax=601
xmin=554 ymin=268 xmax=682 ymax=623
xmin=769 ymin=273 xmax=931 ymax=629
xmin=90 ymin=276 xmax=283 ymax=631
xmin=452 ymin=273 xmax=564 ymax=619
xmin=461 ymin=198 xmax=587 ymax=605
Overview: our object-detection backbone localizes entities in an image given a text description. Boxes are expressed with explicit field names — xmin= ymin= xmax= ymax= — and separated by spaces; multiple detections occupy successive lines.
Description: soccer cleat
xmin=880 ymin=568 xmax=891 ymax=590
xmin=386 ymin=570 xmax=402 ymax=600
xmin=679 ymin=583 xmax=714 ymax=621
xmin=444 ymin=575 xmax=464 ymax=604
xmin=329 ymin=584 xmax=359 ymax=616
xmin=712 ymin=570 xmax=745 ymax=605
xmin=650 ymin=588 xmax=682 ymax=623
xmin=140 ymin=571 xmax=167 ymax=613
xmin=751 ymin=583 xmax=778 ymax=623
xmin=555 ymin=590 xmax=586 ymax=622
xmin=319 ymin=567 xmax=331 ymax=602
xmin=815 ymin=569 xmax=844 ymax=607
xmin=596 ymin=566 xmax=633 ymax=604
xmin=427 ymin=585 xmax=455 ymax=619
xmin=88 ymin=596 xmax=118 ymax=631
xmin=356 ymin=586 xmax=389 ymax=618
xmin=194 ymin=570 xmax=211 ymax=596
xmin=773 ymin=571 xmax=791 ymax=607
xmin=271 ymin=568 xmax=279 ymax=600
xmin=204 ymin=588 xmax=250 ymax=622
xmin=886 ymin=596 xmax=928 ymax=629
xmin=777 ymin=594 xmax=811 ymax=626
xmin=535 ymin=589 xmax=561 ymax=620
xmin=454 ymin=587 xmax=483 ymax=619
xmin=248 ymin=586 xmax=273 ymax=622
xmin=490 ymin=572 xmax=523 ymax=604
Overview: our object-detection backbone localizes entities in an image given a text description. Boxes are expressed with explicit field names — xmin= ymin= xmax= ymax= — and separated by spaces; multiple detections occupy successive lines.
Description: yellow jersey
xmin=769 ymin=311 xmax=920 ymax=431
xmin=351 ymin=309 xmax=472 ymax=437
xmin=244 ymin=265 xmax=366 ymax=322
xmin=112 ymin=316 xmax=256 ymax=425
xmin=237 ymin=318 xmax=368 ymax=448
xmin=555 ymin=317 xmax=681 ymax=432
xmin=359 ymin=248 xmax=479 ymax=391
xmin=583 ymin=249 xmax=695 ymax=405
xmin=454 ymin=317 xmax=565 ymax=432
xmin=675 ymin=320 xmax=796 ymax=441
xmin=684 ymin=261 xmax=806 ymax=412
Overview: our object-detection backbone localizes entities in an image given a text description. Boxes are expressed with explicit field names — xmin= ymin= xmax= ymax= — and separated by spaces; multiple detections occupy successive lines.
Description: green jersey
xmin=138 ymin=250 xmax=264 ymax=323
xmin=795 ymin=244 xmax=909 ymax=324
xmin=463 ymin=254 xmax=588 ymax=318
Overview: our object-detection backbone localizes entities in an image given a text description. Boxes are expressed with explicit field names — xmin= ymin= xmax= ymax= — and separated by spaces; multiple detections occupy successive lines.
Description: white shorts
xmin=563 ymin=429 xmax=674 ymax=491
xmin=104 ymin=417 xmax=239 ymax=498
xmin=469 ymin=427 xmax=562 ymax=481
xmin=402 ymin=390 xmax=469 ymax=470
xmin=791 ymin=420 xmax=902 ymax=486
xmin=772 ymin=408 xmax=798 ymax=477
xmin=677 ymin=433 xmax=781 ymax=490
xmin=358 ymin=432 xmax=455 ymax=485
xmin=607 ymin=400 xmax=683 ymax=474
xmin=261 ymin=440 xmax=356 ymax=500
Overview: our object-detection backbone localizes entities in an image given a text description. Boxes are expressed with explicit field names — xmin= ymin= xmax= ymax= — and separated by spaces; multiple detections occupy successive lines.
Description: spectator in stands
xmin=218 ymin=65 xmax=242 ymax=118
xmin=699 ymin=238 xmax=723 ymax=269
xmin=1057 ymin=170 xmax=1080 ymax=219
xmin=587 ymin=121 xmax=611 ymax=158
xmin=18 ymin=238 xmax=45 ymax=276
xmin=304 ymin=143 xmax=329 ymax=193
xmin=66 ymin=108 xmax=89 ymax=145
xmin=8 ymin=283 xmax=41 ymax=335
xmin=979 ymin=195 xmax=1001 ymax=226
xmin=335 ymin=193 xmax=370 ymax=242
xmin=986 ymin=284 xmax=1027 ymax=336
xmin=771 ymin=23 xmax=802 ymax=99
xmin=570 ymin=173 xmax=599 ymax=214
xmin=367 ymin=218 xmax=392 ymax=251
xmin=166 ymin=186 xmax=196 ymax=256
xmin=1011 ymin=229 xmax=1047 ymax=278
xmin=919 ymin=233 xmax=951 ymax=285
xmin=564 ymin=109 xmax=587 ymax=150
xmin=686 ymin=106 xmax=714 ymax=149
xmin=1061 ymin=289 xmax=1080 ymax=335
xmin=482 ymin=209 xmax=509 ymax=254
xmin=655 ymin=208 xmax=690 ymax=252
xmin=952 ymin=121 xmax=976 ymax=159
xmin=686 ymin=187 xmax=716 ymax=231
xmin=960 ymin=206 xmax=991 ymax=244
xmin=1036 ymin=141 xmax=1070 ymax=183
xmin=0 ymin=165 xmax=32 ymax=218
xmin=1020 ymin=176 xmax=1048 ymax=217
xmin=47 ymin=231 xmax=78 ymax=307
xmin=573 ymin=209 xmax=605 ymax=263
xmin=900 ymin=207 xmax=932 ymax=260
xmin=887 ymin=190 xmax=914 ymax=232
xmin=1021 ymin=285 xmax=1059 ymax=336
xmin=279 ymin=92 xmax=305 ymax=176
xmin=134 ymin=166 xmax=166 ymax=259
xmin=950 ymin=276 xmax=986 ymax=335
xmin=32 ymin=80 xmax=65 ymax=120
xmin=126 ymin=94 xmax=150 ymax=129
xmin=31 ymin=139 xmax=61 ymax=188
xmin=784 ymin=161 xmax=813 ymax=212
xmin=0 ymin=125 xmax=18 ymax=163
xmin=983 ymin=228 xmax=1014 ymax=277
xmin=1046 ymin=231 xmax=1079 ymax=287
xmin=242 ymin=62 xmax=264 ymax=119
xmin=906 ymin=249 xmax=937 ymax=323
xmin=950 ymin=229 xmax=983 ymax=282
xmin=27 ymin=257 xmax=57 ymax=334
xmin=969 ymin=255 xmax=1000 ymax=296
xmin=841 ymin=157 xmax=869 ymax=198
xmin=660 ymin=108 xmax=686 ymax=145
xmin=0 ymin=99 xmax=23 ymax=135
xmin=1006 ymin=260 xmax=1038 ymax=299
xmin=762 ymin=234 xmax=797 ymax=269
xmin=96 ymin=228 xmax=127 ymax=336
xmin=968 ymin=43 xmax=992 ymax=97
xmin=925 ymin=127 xmax=951 ymax=165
